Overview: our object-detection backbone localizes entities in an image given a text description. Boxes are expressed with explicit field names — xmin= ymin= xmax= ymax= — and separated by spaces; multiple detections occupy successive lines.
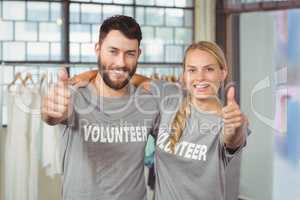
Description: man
xmin=42 ymin=15 xmax=160 ymax=200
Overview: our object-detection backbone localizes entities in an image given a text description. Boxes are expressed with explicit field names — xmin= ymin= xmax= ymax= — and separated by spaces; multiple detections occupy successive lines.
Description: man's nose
xmin=115 ymin=54 xmax=126 ymax=67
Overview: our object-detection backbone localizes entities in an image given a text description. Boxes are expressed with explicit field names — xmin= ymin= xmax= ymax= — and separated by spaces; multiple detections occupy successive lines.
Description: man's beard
xmin=97 ymin=59 xmax=137 ymax=90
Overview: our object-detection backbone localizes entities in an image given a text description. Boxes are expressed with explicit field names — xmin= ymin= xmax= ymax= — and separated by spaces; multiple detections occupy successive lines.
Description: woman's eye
xmin=206 ymin=67 xmax=214 ymax=72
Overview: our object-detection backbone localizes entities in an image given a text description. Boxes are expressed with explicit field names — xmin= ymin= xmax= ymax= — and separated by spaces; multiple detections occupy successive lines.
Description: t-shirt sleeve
xmin=220 ymin=127 xmax=251 ymax=166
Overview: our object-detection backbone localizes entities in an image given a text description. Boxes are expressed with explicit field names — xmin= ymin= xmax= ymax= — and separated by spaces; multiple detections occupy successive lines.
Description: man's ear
xmin=95 ymin=42 xmax=101 ymax=56
xmin=137 ymin=48 xmax=142 ymax=59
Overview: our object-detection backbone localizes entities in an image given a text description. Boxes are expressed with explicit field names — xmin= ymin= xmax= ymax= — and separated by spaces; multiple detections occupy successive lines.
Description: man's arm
xmin=69 ymin=69 xmax=151 ymax=88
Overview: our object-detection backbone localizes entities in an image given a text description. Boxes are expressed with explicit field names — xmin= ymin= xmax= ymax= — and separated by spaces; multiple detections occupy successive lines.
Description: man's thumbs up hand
xmin=42 ymin=68 xmax=72 ymax=125
xmin=222 ymin=86 xmax=246 ymax=149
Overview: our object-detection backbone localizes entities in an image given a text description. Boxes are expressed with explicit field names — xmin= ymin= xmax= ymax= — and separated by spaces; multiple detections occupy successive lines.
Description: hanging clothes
xmin=4 ymin=78 xmax=63 ymax=200
xmin=4 ymin=85 xmax=31 ymax=200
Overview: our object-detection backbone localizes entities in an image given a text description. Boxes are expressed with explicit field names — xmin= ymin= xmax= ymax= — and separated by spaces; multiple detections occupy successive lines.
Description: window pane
xmin=103 ymin=5 xmax=123 ymax=20
xmin=155 ymin=67 xmax=173 ymax=76
xmin=27 ymin=42 xmax=49 ymax=60
xmin=136 ymin=0 xmax=155 ymax=6
xmin=70 ymin=43 xmax=80 ymax=62
xmin=15 ymin=22 xmax=38 ymax=41
xmin=92 ymin=25 xmax=99 ymax=43
xmin=3 ymin=66 xmax=13 ymax=84
xmin=81 ymin=43 xmax=96 ymax=62
xmin=136 ymin=67 xmax=154 ymax=76
xmin=156 ymin=27 xmax=173 ymax=44
xmin=184 ymin=10 xmax=193 ymax=27
xmin=186 ymin=0 xmax=193 ymax=7
xmin=166 ymin=9 xmax=184 ymax=26
xmin=70 ymin=3 xmax=80 ymax=23
xmin=70 ymin=24 xmax=91 ymax=43
xmin=174 ymin=67 xmax=182 ymax=77
xmin=3 ymin=42 xmax=26 ymax=61
xmin=81 ymin=4 xmax=102 ymax=24
xmin=92 ymin=0 xmax=113 ymax=3
xmin=144 ymin=43 xmax=164 ymax=62
xmin=156 ymin=0 xmax=174 ymax=7
xmin=174 ymin=0 xmax=193 ymax=7
xmin=124 ymin=6 xmax=134 ymax=18
xmin=113 ymin=0 xmax=133 ymax=4
xmin=51 ymin=3 xmax=62 ymax=22
xmin=165 ymin=45 xmax=183 ymax=62
xmin=141 ymin=26 xmax=154 ymax=44
xmin=145 ymin=8 xmax=164 ymax=26
xmin=175 ymin=28 xmax=192 ymax=44
xmin=0 ymin=20 xmax=14 ymax=41
xmin=27 ymin=2 xmax=49 ymax=21
xmin=139 ymin=44 xmax=145 ymax=62
xmin=40 ymin=22 xmax=62 ymax=42
xmin=50 ymin=43 xmax=62 ymax=61
xmin=135 ymin=7 xmax=145 ymax=25
xmin=70 ymin=67 xmax=93 ymax=76
xmin=3 ymin=1 xmax=25 ymax=20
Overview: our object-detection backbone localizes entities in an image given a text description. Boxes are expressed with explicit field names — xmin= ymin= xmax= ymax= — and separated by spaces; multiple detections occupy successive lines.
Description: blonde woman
xmin=71 ymin=41 xmax=248 ymax=200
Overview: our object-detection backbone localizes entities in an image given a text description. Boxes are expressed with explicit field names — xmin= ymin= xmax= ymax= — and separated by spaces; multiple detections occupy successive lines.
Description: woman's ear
xmin=221 ymin=65 xmax=228 ymax=82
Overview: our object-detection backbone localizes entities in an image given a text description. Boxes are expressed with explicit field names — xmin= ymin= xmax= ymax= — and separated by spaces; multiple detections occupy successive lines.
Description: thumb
xmin=226 ymin=86 xmax=236 ymax=105
xmin=58 ymin=68 xmax=69 ymax=84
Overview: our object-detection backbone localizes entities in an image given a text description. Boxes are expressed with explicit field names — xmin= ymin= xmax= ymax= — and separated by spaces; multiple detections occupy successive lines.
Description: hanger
xmin=22 ymin=72 xmax=35 ymax=86
xmin=39 ymin=73 xmax=47 ymax=91
xmin=8 ymin=72 xmax=24 ymax=90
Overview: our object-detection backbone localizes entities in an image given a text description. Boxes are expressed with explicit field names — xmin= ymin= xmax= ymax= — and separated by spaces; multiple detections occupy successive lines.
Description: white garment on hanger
xmin=28 ymin=87 xmax=42 ymax=200
xmin=4 ymin=85 xmax=31 ymax=200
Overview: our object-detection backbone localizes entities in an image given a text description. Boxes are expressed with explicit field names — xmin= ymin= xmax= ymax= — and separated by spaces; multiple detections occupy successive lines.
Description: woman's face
xmin=183 ymin=49 xmax=227 ymax=100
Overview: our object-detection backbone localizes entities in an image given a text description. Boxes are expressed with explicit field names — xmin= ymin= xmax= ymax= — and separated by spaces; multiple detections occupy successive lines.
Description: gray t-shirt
xmin=60 ymin=84 xmax=160 ymax=200
xmin=150 ymin=80 xmax=246 ymax=200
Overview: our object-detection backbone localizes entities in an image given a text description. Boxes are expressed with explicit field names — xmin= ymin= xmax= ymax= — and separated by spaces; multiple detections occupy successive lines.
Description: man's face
xmin=96 ymin=30 xmax=141 ymax=90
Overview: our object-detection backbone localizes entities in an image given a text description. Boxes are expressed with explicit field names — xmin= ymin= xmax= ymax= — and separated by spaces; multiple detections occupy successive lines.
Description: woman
xmin=71 ymin=41 xmax=248 ymax=200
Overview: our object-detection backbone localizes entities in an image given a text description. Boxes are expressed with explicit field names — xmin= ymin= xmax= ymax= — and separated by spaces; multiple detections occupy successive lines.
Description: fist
xmin=42 ymin=68 xmax=72 ymax=125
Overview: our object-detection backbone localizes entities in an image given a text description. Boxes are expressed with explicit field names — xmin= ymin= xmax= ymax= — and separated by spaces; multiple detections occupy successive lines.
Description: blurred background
xmin=0 ymin=0 xmax=300 ymax=200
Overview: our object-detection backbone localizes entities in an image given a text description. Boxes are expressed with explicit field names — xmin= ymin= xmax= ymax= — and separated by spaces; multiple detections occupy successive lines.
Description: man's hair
xmin=99 ymin=15 xmax=142 ymax=46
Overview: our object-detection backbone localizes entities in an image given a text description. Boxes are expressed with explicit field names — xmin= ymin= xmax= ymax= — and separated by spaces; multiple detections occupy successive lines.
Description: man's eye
xmin=110 ymin=50 xmax=117 ymax=54
xmin=127 ymin=53 xmax=136 ymax=57
xmin=188 ymin=69 xmax=196 ymax=72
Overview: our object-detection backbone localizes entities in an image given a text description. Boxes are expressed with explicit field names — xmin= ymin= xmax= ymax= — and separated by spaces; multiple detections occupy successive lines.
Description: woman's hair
xmin=169 ymin=41 xmax=228 ymax=153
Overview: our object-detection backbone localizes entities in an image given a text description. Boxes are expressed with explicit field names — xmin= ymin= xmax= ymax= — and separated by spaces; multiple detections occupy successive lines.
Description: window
xmin=0 ymin=1 xmax=64 ymax=62
xmin=0 ymin=0 xmax=194 ymax=126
